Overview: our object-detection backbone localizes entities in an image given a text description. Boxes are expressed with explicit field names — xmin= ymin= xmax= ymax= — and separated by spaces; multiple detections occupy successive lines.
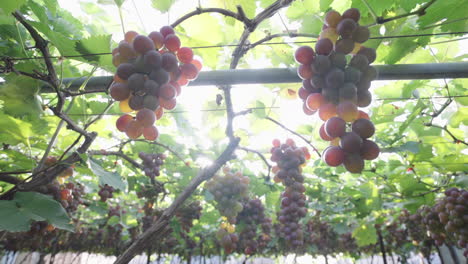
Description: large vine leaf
xmin=88 ymin=157 xmax=127 ymax=191
xmin=0 ymin=0 xmax=27 ymax=14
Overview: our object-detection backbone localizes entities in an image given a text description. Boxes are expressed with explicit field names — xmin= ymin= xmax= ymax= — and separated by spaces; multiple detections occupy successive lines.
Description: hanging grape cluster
xmin=111 ymin=26 xmax=203 ymax=140
xmin=420 ymin=187 xmax=468 ymax=257
xmin=98 ymin=184 xmax=115 ymax=202
xmin=138 ymin=152 xmax=166 ymax=181
xmin=175 ymin=201 xmax=203 ymax=232
xmin=205 ymin=167 xmax=250 ymax=253
xmin=236 ymin=198 xmax=272 ymax=255
xmin=270 ymin=139 xmax=309 ymax=249
xmin=294 ymin=8 xmax=379 ymax=173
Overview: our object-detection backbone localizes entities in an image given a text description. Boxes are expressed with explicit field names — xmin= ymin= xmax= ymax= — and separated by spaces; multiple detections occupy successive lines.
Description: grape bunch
xmin=305 ymin=217 xmax=339 ymax=255
xmin=175 ymin=201 xmax=203 ymax=232
xmin=44 ymin=156 xmax=74 ymax=183
xmin=294 ymin=8 xmax=380 ymax=173
xmin=205 ymin=167 xmax=250 ymax=224
xmin=421 ymin=187 xmax=468 ymax=257
xmin=270 ymin=139 xmax=309 ymax=248
xmin=111 ymin=26 xmax=203 ymax=140
xmin=138 ymin=152 xmax=166 ymax=181
xmin=61 ymin=182 xmax=85 ymax=213
xmin=236 ymin=198 xmax=272 ymax=255
xmin=216 ymin=227 xmax=239 ymax=254
xmin=98 ymin=184 xmax=115 ymax=202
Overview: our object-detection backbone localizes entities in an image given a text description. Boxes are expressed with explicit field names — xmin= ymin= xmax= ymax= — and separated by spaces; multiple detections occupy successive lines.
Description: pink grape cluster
xmin=294 ymin=8 xmax=379 ymax=173
xmin=111 ymin=26 xmax=202 ymax=140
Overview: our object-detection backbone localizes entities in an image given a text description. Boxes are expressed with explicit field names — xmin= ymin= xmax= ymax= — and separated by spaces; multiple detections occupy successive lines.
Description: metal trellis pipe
xmin=20 ymin=62 xmax=468 ymax=92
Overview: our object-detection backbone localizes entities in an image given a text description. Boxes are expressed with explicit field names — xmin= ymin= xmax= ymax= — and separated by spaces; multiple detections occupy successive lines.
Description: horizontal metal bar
xmin=25 ymin=62 xmax=468 ymax=92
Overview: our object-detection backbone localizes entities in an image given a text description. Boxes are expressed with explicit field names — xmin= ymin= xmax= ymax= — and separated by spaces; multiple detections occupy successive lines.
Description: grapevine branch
xmin=171 ymin=7 xmax=252 ymax=28
xmin=88 ymin=150 xmax=143 ymax=170
xmin=265 ymin=117 xmax=321 ymax=157
xmin=424 ymin=122 xmax=468 ymax=146
xmin=238 ymin=146 xmax=273 ymax=180
xmin=114 ymin=137 xmax=240 ymax=264
xmin=118 ymin=139 xmax=190 ymax=167
xmin=0 ymin=174 xmax=22 ymax=185
xmin=365 ymin=0 xmax=437 ymax=26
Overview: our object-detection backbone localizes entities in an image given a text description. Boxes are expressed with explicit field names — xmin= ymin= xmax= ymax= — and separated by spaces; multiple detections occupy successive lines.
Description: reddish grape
xmin=272 ymin=139 xmax=281 ymax=147
xmin=136 ymin=108 xmax=156 ymax=127
xmin=319 ymin=124 xmax=334 ymax=141
xmin=116 ymin=114 xmax=133 ymax=132
xmin=360 ymin=139 xmax=379 ymax=160
xmin=180 ymin=63 xmax=199 ymax=80
xmin=171 ymin=81 xmax=182 ymax=96
xmin=297 ymin=64 xmax=314 ymax=80
xmin=315 ymin=38 xmax=334 ymax=55
xmin=159 ymin=83 xmax=176 ymax=100
xmin=133 ymin=35 xmax=155 ymax=55
xmin=306 ymin=93 xmax=324 ymax=111
xmin=298 ymin=87 xmax=311 ymax=100
xmin=294 ymin=46 xmax=315 ymax=64
xmin=160 ymin=26 xmax=175 ymax=37
xmin=124 ymin=31 xmax=138 ymax=43
xmin=358 ymin=110 xmax=370 ymax=120
xmin=339 ymin=132 xmax=363 ymax=153
xmin=337 ymin=101 xmax=358 ymax=122
xmin=352 ymin=118 xmax=375 ymax=138
xmin=325 ymin=117 xmax=346 ymax=138
xmin=322 ymin=146 xmax=345 ymax=166
xmin=342 ymin=8 xmax=360 ymax=22
xmin=343 ymin=153 xmax=364 ymax=173
xmin=303 ymin=103 xmax=316 ymax=115
xmin=318 ymin=103 xmax=337 ymax=121
xmin=177 ymin=47 xmax=194 ymax=64
xmin=160 ymin=97 xmax=177 ymax=110
xmin=177 ymin=75 xmax=189 ymax=86
xmin=164 ymin=34 xmax=181 ymax=52
xmin=155 ymin=107 xmax=164 ymax=120
xmin=191 ymin=59 xmax=203 ymax=71
xmin=143 ymin=125 xmax=159 ymax=140
xmin=109 ymin=82 xmax=130 ymax=101
xmin=118 ymin=42 xmax=137 ymax=60
xmin=148 ymin=31 xmax=164 ymax=49
xmin=325 ymin=10 xmax=342 ymax=27
xmin=125 ymin=120 xmax=144 ymax=139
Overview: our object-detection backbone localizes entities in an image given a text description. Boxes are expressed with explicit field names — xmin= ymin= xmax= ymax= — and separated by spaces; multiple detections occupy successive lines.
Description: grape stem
xmin=424 ymin=122 xmax=468 ymax=146
xmin=364 ymin=0 xmax=438 ymax=27
xmin=238 ymin=146 xmax=273 ymax=181
xmin=170 ymin=7 xmax=253 ymax=29
xmin=265 ymin=117 xmax=322 ymax=157
xmin=88 ymin=150 xmax=144 ymax=169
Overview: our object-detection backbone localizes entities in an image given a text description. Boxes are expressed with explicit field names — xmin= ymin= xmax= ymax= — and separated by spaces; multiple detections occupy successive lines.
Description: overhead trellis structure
xmin=44 ymin=62 xmax=468 ymax=93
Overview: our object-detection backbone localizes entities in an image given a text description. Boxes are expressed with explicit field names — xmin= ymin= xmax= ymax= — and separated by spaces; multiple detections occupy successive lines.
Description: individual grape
xmin=113 ymin=74 xmax=126 ymax=83
xmin=143 ymin=95 xmax=159 ymax=110
xmin=133 ymin=35 xmax=155 ymax=55
xmin=116 ymin=63 xmax=136 ymax=80
xmin=361 ymin=66 xmax=378 ymax=82
xmin=312 ymin=55 xmax=331 ymax=74
xmin=325 ymin=68 xmax=344 ymax=89
xmin=306 ymin=93 xmax=324 ymax=111
xmin=125 ymin=120 xmax=144 ymax=139
xmin=357 ymin=90 xmax=372 ymax=107
xmin=149 ymin=68 xmax=169 ymax=85
xmin=124 ymin=31 xmax=139 ymax=43
xmin=318 ymin=103 xmax=337 ymax=121
xmin=358 ymin=110 xmax=370 ymax=120
xmin=129 ymin=95 xmax=145 ymax=110
xmin=325 ymin=117 xmax=346 ymax=138
xmin=116 ymin=114 xmax=133 ymax=132
xmin=340 ymin=132 xmax=363 ymax=153
xmin=112 ymin=53 xmax=123 ymax=67
xmin=143 ymin=126 xmax=158 ymax=140
xmin=303 ymin=103 xmax=316 ymax=115
xmin=191 ymin=59 xmax=203 ymax=71
xmin=360 ymin=139 xmax=379 ymax=160
xmin=180 ymin=63 xmax=199 ymax=80
xmin=315 ymin=38 xmax=334 ymax=55
xmin=322 ymin=86 xmax=339 ymax=104
xmin=143 ymin=50 xmax=162 ymax=69
xmin=161 ymin=52 xmax=178 ymax=73
xmin=319 ymin=28 xmax=339 ymax=44
xmin=357 ymin=47 xmax=377 ymax=63
xmin=319 ymin=123 xmax=334 ymax=141
xmin=342 ymin=8 xmax=360 ymax=22
xmin=356 ymin=79 xmax=371 ymax=91
xmin=350 ymin=54 xmax=369 ymax=71
xmin=136 ymin=108 xmax=156 ymax=127
xmin=322 ymin=146 xmax=345 ymax=166
xmin=329 ymin=52 xmax=347 ymax=69
xmin=325 ymin=10 xmax=342 ymax=27
xmin=171 ymin=81 xmax=182 ymax=96
xmin=148 ymin=31 xmax=164 ymax=49
xmin=298 ymin=87 xmax=310 ymax=100
xmin=337 ymin=101 xmax=358 ymax=122
xmin=159 ymin=83 xmax=176 ymax=100
xmin=311 ymin=75 xmax=326 ymax=89
xmin=177 ymin=75 xmax=189 ymax=86
xmin=144 ymin=79 xmax=159 ymax=96
xmin=352 ymin=118 xmax=375 ymax=138
xmin=109 ymin=82 xmax=130 ymax=101
xmin=155 ymin=107 xmax=163 ymax=120
xmin=302 ymin=79 xmax=315 ymax=92
xmin=177 ymin=47 xmax=194 ymax=64
xmin=298 ymin=64 xmax=314 ymax=80
xmin=159 ymin=97 xmax=177 ymax=110
xmin=127 ymin=73 xmax=146 ymax=93
xmin=335 ymin=38 xmax=355 ymax=54
xmin=160 ymin=25 xmax=175 ymax=37
xmin=337 ymin=18 xmax=357 ymax=38
xmin=118 ymin=42 xmax=137 ymax=60
xmin=170 ymin=68 xmax=181 ymax=82
xmin=343 ymin=153 xmax=364 ymax=173
xmin=344 ymin=67 xmax=361 ymax=83
xmin=294 ymin=46 xmax=315 ymax=64
xmin=338 ymin=82 xmax=358 ymax=102
xmin=164 ymin=34 xmax=181 ymax=52
xmin=119 ymin=98 xmax=132 ymax=113
xmin=352 ymin=26 xmax=370 ymax=43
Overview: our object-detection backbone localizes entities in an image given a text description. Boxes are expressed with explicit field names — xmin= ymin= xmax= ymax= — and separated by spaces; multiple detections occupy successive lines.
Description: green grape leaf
xmin=352 ymin=223 xmax=377 ymax=247
xmin=450 ymin=107 xmax=468 ymax=127
xmin=0 ymin=0 xmax=27 ymax=14
xmin=88 ymin=158 xmax=127 ymax=191
xmin=0 ymin=200 xmax=32 ymax=232
xmin=0 ymin=112 xmax=33 ymax=145
xmin=151 ymin=0 xmax=176 ymax=12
